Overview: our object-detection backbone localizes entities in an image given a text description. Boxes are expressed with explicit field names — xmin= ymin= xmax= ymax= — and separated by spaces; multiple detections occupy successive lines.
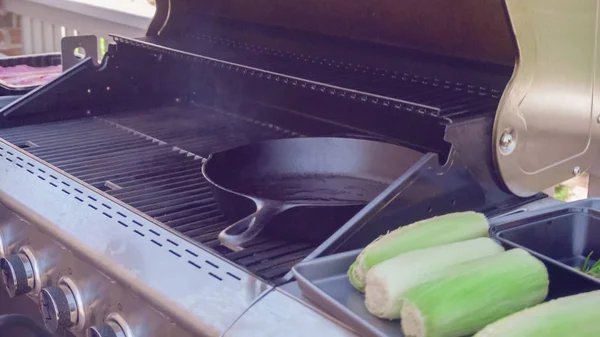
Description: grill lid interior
xmin=150 ymin=0 xmax=517 ymax=65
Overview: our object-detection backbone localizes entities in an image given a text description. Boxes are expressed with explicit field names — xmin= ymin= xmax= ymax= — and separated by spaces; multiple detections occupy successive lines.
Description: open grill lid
xmin=148 ymin=0 xmax=517 ymax=65
xmin=149 ymin=0 xmax=600 ymax=197
xmin=494 ymin=0 xmax=600 ymax=197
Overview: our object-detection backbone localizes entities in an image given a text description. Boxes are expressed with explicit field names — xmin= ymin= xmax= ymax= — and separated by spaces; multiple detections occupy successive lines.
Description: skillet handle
xmin=218 ymin=204 xmax=282 ymax=251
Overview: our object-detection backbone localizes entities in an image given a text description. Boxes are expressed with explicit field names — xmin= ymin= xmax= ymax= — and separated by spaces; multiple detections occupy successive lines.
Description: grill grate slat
xmin=49 ymin=143 xmax=169 ymax=168
xmin=178 ymin=221 xmax=229 ymax=236
xmin=172 ymin=215 xmax=228 ymax=233
xmin=107 ymin=166 xmax=203 ymax=186
xmin=32 ymin=138 xmax=156 ymax=160
xmin=0 ymin=106 xmax=309 ymax=282
xmin=144 ymin=199 xmax=218 ymax=217
xmin=154 ymin=203 xmax=223 ymax=222
xmin=251 ymin=249 xmax=314 ymax=273
xmin=165 ymin=211 xmax=228 ymax=228
xmin=113 ymin=181 xmax=211 ymax=201
xmin=76 ymin=154 xmax=195 ymax=182
xmin=235 ymin=244 xmax=312 ymax=265
xmin=137 ymin=192 xmax=214 ymax=211
xmin=126 ymin=184 xmax=210 ymax=207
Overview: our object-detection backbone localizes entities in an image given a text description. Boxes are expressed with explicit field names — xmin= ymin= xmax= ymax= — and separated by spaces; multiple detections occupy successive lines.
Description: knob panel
xmin=1 ymin=253 xmax=34 ymax=297
xmin=39 ymin=284 xmax=78 ymax=333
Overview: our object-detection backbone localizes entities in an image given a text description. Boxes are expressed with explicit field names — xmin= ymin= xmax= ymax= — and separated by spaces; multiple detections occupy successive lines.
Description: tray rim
xmin=292 ymin=248 xmax=391 ymax=337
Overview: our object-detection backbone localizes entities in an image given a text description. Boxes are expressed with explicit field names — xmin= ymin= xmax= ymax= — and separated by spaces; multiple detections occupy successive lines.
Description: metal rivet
xmin=499 ymin=129 xmax=517 ymax=155
xmin=106 ymin=86 xmax=111 ymax=91
xmin=573 ymin=166 xmax=581 ymax=175
xmin=87 ymin=89 xmax=91 ymax=94
xmin=174 ymin=98 xmax=181 ymax=103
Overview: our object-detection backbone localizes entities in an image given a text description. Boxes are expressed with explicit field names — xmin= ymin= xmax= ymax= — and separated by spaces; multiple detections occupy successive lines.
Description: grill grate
xmin=0 ymin=106 xmax=314 ymax=281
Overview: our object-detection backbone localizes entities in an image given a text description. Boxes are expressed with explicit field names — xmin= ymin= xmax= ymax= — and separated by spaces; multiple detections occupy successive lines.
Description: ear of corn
xmin=364 ymin=238 xmax=504 ymax=319
xmin=400 ymin=249 xmax=549 ymax=337
xmin=349 ymin=211 xmax=489 ymax=292
xmin=474 ymin=290 xmax=600 ymax=337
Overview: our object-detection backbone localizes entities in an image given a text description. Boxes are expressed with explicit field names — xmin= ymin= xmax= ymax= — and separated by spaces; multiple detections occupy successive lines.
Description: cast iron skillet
xmin=202 ymin=137 xmax=423 ymax=251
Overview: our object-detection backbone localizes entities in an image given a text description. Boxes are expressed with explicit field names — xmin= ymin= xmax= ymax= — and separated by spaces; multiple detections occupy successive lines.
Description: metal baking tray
xmin=293 ymin=249 xmax=400 ymax=337
xmin=292 ymin=199 xmax=600 ymax=337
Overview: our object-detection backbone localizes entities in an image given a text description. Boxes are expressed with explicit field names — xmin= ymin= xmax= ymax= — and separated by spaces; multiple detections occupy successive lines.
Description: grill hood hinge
xmin=494 ymin=0 xmax=600 ymax=196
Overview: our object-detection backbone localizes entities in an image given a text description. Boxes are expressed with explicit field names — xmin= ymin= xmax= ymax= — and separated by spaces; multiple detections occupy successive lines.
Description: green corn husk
xmin=400 ymin=249 xmax=549 ymax=337
xmin=364 ymin=238 xmax=504 ymax=320
xmin=348 ymin=211 xmax=489 ymax=292
xmin=474 ymin=290 xmax=600 ymax=337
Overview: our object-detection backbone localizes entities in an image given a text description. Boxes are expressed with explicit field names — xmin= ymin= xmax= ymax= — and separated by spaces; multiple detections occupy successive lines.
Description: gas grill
xmin=0 ymin=0 xmax=594 ymax=336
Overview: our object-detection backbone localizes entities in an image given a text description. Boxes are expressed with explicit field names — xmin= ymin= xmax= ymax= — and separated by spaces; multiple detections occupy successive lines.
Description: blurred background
xmin=0 ymin=0 xmax=155 ymax=58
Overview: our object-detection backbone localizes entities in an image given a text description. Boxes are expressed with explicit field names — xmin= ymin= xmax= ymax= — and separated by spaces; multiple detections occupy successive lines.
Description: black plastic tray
xmin=491 ymin=202 xmax=600 ymax=285
xmin=0 ymin=53 xmax=62 ymax=95
xmin=292 ymin=199 xmax=600 ymax=337
xmin=0 ymin=53 xmax=61 ymax=68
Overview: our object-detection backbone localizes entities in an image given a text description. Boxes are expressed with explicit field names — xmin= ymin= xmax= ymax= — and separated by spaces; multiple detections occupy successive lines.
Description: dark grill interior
xmin=0 ymin=106 xmax=316 ymax=281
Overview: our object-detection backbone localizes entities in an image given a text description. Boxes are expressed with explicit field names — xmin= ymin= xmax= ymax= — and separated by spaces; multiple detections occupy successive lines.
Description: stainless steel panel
xmin=0 ymin=207 xmax=191 ymax=337
xmin=224 ymin=288 xmax=356 ymax=337
xmin=0 ymin=139 xmax=269 ymax=336
xmin=494 ymin=0 xmax=600 ymax=196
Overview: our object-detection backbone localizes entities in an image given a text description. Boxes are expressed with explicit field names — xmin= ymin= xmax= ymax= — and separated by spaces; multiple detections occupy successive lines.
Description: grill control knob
xmin=39 ymin=284 xmax=79 ymax=333
xmin=88 ymin=320 xmax=126 ymax=337
xmin=0 ymin=253 xmax=35 ymax=297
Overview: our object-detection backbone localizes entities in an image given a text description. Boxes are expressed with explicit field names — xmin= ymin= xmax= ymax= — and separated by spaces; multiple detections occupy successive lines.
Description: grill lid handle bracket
xmin=61 ymin=35 xmax=100 ymax=71
xmin=494 ymin=0 xmax=600 ymax=197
